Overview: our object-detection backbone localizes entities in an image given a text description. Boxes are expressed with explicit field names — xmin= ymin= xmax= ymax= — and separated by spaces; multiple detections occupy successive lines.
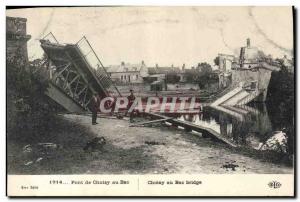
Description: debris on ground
xmin=23 ymin=144 xmax=32 ymax=153
xmin=84 ymin=137 xmax=106 ymax=151
xmin=145 ymin=141 xmax=166 ymax=146
xmin=23 ymin=143 xmax=62 ymax=154
xmin=24 ymin=161 xmax=33 ymax=166
xmin=36 ymin=157 xmax=43 ymax=163
xmin=221 ymin=161 xmax=239 ymax=171
xmin=37 ymin=143 xmax=59 ymax=148
xmin=116 ymin=114 xmax=124 ymax=119
xmin=22 ymin=143 xmax=62 ymax=166
xmin=258 ymin=131 xmax=288 ymax=153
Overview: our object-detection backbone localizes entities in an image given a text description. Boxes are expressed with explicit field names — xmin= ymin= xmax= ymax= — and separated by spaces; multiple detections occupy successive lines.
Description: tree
xmin=7 ymin=48 xmax=60 ymax=140
xmin=214 ymin=56 xmax=220 ymax=66
xmin=183 ymin=62 xmax=213 ymax=85
xmin=195 ymin=63 xmax=215 ymax=89
xmin=198 ymin=62 xmax=212 ymax=76
xmin=184 ymin=69 xmax=199 ymax=83
xmin=166 ymin=73 xmax=180 ymax=83
xmin=198 ymin=71 xmax=218 ymax=89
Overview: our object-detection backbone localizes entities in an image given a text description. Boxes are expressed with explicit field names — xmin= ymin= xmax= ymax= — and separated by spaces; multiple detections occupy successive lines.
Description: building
xmin=106 ymin=61 xmax=148 ymax=84
xmin=148 ymin=64 xmax=181 ymax=75
xmin=239 ymin=38 xmax=260 ymax=69
xmin=232 ymin=38 xmax=277 ymax=101
xmin=148 ymin=64 xmax=182 ymax=83
xmin=212 ymin=38 xmax=285 ymax=108
xmin=6 ymin=16 xmax=31 ymax=62
xmin=218 ymin=53 xmax=235 ymax=72
xmin=217 ymin=38 xmax=263 ymax=90
xmin=217 ymin=53 xmax=235 ymax=89
xmin=217 ymin=39 xmax=268 ymax=89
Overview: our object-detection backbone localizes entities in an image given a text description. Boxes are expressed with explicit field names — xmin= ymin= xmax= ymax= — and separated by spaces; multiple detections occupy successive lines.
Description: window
xmin=136 ymin=75 xmax=138 ymax=80
xmin=121 ymin=75 xmax=123 ymax=80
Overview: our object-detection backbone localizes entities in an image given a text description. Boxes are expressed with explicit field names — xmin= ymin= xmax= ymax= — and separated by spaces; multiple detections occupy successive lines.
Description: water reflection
xmin=176 ymin=103 xmax=293 ymax=157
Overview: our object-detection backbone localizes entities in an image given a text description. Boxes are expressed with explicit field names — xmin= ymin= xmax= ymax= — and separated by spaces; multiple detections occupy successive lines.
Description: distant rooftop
xmin=107 ymin=61 xmax=146 ymax=73
xmin=148 ymin=65 xmax=181 ymax=74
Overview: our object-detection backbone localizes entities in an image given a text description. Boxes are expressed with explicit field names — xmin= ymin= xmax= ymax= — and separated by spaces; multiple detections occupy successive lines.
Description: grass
xmin=7 ymin=115 xmax=159 ymax=174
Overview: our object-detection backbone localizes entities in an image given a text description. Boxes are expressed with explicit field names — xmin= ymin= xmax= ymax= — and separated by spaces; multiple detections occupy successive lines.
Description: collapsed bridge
xmin=40 ymin=33 xmax=121 ymax=112
xmin=38 ymin=33 xmax=238 ymax=147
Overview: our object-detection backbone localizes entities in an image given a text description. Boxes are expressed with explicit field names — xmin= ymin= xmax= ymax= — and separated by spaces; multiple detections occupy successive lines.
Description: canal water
xmin=173 ymin=103 xmax=294 ymax=165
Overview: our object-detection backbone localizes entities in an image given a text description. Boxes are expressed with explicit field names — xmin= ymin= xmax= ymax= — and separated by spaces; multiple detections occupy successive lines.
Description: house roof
xmin=184 ymin=68 xmax=199 ymax=73
xmin=218 ymin=53 xmax=235 ymax=58
xmin=148 ymin=66 xmax=181 ymax=74
xmin=107 ymin=62 xmax=145 ymax=73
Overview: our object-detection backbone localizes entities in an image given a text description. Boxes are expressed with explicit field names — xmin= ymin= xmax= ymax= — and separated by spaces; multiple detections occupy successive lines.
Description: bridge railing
xmin=77 ymin=37 xmax=100 ymax=70
xmin=42 ymin=32 xmax=59 ymax=44
xmin=76 ymin=36 xmax=121 ymax=97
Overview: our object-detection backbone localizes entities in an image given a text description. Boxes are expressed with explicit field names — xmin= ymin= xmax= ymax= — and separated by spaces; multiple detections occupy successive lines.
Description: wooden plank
xmin=129 ymin=118 xmax=174 ymax=127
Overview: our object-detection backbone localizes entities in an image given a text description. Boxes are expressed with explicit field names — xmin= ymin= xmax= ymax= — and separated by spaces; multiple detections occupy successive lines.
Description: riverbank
xmin=7 ymin=114 xmax=293 ymax=174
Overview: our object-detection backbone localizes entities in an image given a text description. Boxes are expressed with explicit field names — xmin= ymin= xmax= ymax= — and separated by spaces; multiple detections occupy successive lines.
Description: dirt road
xmin=7 ymin=114 xmax=293 ymax=174
xmin=60 ymin=114 xmax=293 ymax=174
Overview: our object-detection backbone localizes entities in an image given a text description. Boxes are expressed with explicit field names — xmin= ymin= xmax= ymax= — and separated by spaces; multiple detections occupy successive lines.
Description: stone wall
xmin=231 ymin=68 xmax=272 ymax=101
xmin=6 ymin=16 xmax=31 ymax=61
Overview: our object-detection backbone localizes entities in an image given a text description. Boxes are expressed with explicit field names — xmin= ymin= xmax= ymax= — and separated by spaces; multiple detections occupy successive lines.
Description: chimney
xmin=121 ymin=61 xmax=125 ymax=66
xmin=141 ymin=60 xmax=145 ymax=66
xmin=182 ymin=63 xmax=185 ymax=71
xmin=247 ymin=38 xmax=250 ymax=48
xmin=155 ymin=64 xmax=159 ymax=68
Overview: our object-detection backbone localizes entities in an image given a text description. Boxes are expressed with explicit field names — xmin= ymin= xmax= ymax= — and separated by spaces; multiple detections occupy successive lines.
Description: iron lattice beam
xmin=40 ymin=33 xmax=122 ymax=112
xmin=50 ymin=62 xmax=94 ymax=111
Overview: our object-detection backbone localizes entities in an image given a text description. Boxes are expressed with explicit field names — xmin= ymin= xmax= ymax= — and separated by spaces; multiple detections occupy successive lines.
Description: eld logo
xmin=268 ymin=181 xmax=282 ymax=189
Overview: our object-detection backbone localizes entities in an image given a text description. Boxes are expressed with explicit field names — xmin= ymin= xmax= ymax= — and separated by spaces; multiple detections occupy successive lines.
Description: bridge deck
xmin=144 ymin=112 xmax=237 ymax=147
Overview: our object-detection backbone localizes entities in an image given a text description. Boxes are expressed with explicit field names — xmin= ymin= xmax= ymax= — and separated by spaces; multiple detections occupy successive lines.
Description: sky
xmin=6 ymin=6 xmax=293 ymax=68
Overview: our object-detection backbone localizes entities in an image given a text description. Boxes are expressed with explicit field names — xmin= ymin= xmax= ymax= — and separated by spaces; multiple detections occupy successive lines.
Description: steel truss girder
xmin=50 ymin=62 xmax=95 ymax=110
